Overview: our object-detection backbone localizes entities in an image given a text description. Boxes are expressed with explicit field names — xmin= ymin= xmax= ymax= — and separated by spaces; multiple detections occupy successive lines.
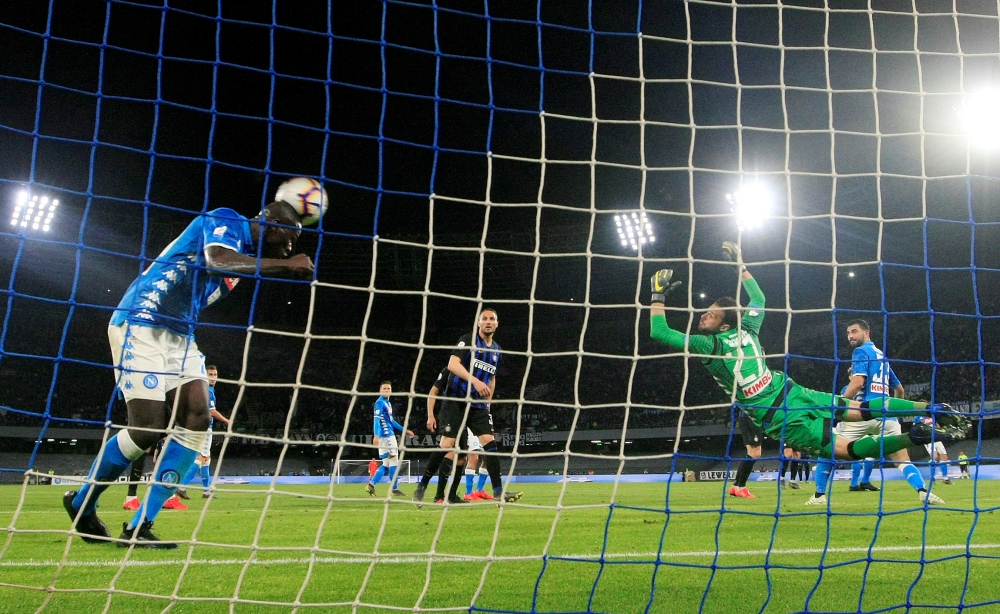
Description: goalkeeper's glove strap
xmin=651 ymin=293 xmax=666 ymax=303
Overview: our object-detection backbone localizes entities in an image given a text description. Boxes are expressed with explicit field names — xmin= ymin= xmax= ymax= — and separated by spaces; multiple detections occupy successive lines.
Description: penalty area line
xmin=3 ymin=543 xmax=1000 ymax=568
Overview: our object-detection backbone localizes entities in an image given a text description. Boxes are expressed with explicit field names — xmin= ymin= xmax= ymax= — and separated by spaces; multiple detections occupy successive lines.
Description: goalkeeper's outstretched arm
xmin=648 ymin=269 xmax=713 ymax=354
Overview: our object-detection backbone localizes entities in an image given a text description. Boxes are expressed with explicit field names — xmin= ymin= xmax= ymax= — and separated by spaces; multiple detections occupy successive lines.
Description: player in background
xmin=806 ymin=320 xmax=945 ymax=506
xmin=413 ymin=308 xmax=521 ymax=505
xmin=463 ymin=427 xmax=490 ymax=500
xmin=366 ymin=381 xmax=414 ymax=497
xmin=178 ymin=365 xmax=230 ymax=498
xmin=413 ymin=367 xmax=457 ymax=503
xmin=780 ymin=447 xmax=801 ymax=489
xmin=646 ymin=244 xmax=968 ymax=475
xmin=64 ymin=200 xmax=313 ymax=548
xmin=925 ymin=439 xmax=953 ymax=485
xmin=958 ymin=451 xmax=970 ymax=479
xmin=729 ymin=410 xmax=763 ymax=499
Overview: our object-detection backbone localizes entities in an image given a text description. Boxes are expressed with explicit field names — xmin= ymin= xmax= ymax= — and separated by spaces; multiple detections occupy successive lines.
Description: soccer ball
xmin=274 ymin=177 xmax=327 ymax=226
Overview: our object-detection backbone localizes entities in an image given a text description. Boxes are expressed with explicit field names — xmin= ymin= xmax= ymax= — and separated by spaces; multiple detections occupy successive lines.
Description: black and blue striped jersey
xmin=444 ymin=333 xmax=500 ymax=409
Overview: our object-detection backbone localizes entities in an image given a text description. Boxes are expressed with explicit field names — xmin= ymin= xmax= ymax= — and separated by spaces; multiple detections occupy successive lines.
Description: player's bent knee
xmin=747 ymin=446 xmax=761 ymax=459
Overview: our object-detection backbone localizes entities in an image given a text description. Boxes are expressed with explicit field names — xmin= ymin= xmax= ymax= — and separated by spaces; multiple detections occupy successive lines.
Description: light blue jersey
xmin=208 ymin=385 xmax=217 ymax=430
xmin=110 ymin=208 xmax=254 ymax=337
xmin=851 ymin=341 xmax=901 ymax=403
xmin=374 ymin=396 xmax=403 ymax=438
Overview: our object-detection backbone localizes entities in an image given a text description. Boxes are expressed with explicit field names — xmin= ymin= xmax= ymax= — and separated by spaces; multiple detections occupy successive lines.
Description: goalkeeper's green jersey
xmin=649 ymin=277 xmax=785 ymax=424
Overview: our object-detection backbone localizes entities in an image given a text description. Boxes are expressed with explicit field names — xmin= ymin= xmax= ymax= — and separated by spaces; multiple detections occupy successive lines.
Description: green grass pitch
xmin=2 ymin=479 xmax=999 ymax=613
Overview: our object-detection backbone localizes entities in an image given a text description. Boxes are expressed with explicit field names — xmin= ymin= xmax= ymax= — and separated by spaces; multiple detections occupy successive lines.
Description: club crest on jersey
xmin=212 ymin=226 xmax=228 ymax=237
xmin=143 ymin=374 xmax=159 ymax=389
xmin=159 ymin=469 xmax=180 ymax=484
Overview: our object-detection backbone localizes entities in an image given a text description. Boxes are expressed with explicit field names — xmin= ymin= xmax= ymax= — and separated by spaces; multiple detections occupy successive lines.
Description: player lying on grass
xmin=646 ymin=245 xmax=969 ymax=463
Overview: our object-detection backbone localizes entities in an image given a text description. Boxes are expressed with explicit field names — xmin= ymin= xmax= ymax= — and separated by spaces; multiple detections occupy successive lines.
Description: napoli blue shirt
xmin=208 ymin=385 xmax=217 ymax=430
xmin=444 ymin=333 xmax=500 ymax=410
xmin=374 ymin=396 xmax=403 ymax=438
xmin=110 ymin=208 xmax=254 ymax=337
xmin=851 ymin=341 xmax=901 ymax=403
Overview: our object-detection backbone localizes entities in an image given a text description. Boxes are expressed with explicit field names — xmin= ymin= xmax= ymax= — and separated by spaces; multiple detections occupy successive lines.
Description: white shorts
xmin=201 ymin=428 xmax=213 ymax=457
xmin=835 ymin=418 xmax=902 ymax=441
xmin=466 ymin=428 xmax=483 ymax=452
xmin=378 ymin=434 xmax=399 ymax=458
xmin=109 ymin=324 xmax=207 ymax=402
xmin=925 ymin=441 xmax=947 ymax=456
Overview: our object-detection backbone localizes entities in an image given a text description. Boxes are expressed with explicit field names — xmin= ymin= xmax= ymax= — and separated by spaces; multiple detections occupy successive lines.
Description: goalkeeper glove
xmin=650 ymin=269 xmax=682 ymax=303
xmin=722 ymin=240 xmax=741 ymax=262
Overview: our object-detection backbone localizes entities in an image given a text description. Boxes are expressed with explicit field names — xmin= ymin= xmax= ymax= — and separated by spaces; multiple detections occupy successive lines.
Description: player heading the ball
xmin=64 ymin=196 xmax=315 ymax=548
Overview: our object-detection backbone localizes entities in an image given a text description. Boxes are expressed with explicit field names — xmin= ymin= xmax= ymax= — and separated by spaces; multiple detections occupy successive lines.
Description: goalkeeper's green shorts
xmin=759 ymin=380 xmax=841 ymax=458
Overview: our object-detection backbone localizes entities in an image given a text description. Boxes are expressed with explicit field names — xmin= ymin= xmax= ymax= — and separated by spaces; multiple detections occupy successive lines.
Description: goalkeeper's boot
xmin=63 ymin=491 xmax=111 ymax=544
xmin=391 ymin=488 xmax=407 ymax=497
xmin=919 ymin=490 xmax=945 ymax=506
xmin=909 ymin=416 xmax=969 ymax=445
xmin=804 ymin=494 xmax=827 ymax=506
xmin=123 ymin=496 xmax=140 ymax=511
xmin=118 ymin=520 xmax=178 ymax=550
xmin=365 ymin=482 xmax=376 ymax=497
xmin=412 ymin=484 xmax=426 ymax=508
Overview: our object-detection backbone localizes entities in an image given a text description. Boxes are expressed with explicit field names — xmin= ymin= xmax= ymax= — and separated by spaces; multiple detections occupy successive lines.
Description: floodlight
xmin=614 ymin=212 xmax=656 ymax=250
xmin=958 ymin=90 xmax=1000 ymax=149
xmin=10 ymin=188 xmax=59 ymax=233
xmin=726 ymin=180 xmax=771 ymax=231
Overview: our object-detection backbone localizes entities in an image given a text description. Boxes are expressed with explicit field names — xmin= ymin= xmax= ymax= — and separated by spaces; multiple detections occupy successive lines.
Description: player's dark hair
xmin=713 ymin=296 xmax=739 ymax=330
xmin=846 ymin=318 xmax=870 ymax=332
xmin=480 ymin=306 xmax=499 ymax=320
xmin=206 ymin=365 xmax=217 ymax=372
xmin=380 ymin=380 xmax=392 ymax=387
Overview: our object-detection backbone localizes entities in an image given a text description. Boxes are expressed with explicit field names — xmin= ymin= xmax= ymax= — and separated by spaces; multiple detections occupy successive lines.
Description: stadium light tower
xmin=957 ymin=90 xmax=1000 ymax=149
xmin=614 ymin=211 xmax=655 ymax=250
xmin=726 ymin=179 xmax=771 ymax=232
xmin=10 ymin=188 xmax=58 ymax=233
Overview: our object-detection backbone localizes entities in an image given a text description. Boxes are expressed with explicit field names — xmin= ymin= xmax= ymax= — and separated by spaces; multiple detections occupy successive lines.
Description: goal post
xmin=332 ymin=459 xmax=412 ymax=485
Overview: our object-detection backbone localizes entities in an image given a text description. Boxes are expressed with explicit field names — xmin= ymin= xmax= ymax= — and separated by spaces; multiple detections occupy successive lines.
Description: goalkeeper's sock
xmin=482 ymin=441 xmax=503 ymax=491
xmin=814 ymin=460 xmax=833 ymax=495
xmin=476 ymin=468 xmax=489 ymax=492
xmin=734 ymin=458 xmax=755 ymax=488
xmin=899 ymin=463 xmax=926 ymax=491
xmin=420 ymin=452 xmax=444 ymax=489
xmin=862 ymin=397 xmax=928 ymax=418
xmin=464 ymin=470 xmax=474 ymax=495
xmin=435 ymin=457 xmax=454 ymax=501
xmin=126 ymin=439 xmax=198 ymax=530
xmin=372 ymin=465 xmax=388 ymax=485
xmin=73 ymin=431 xmax=144 ymax=515
xmin=862 ymin=459 xmax=874 ymax=483
xmin=847 ymin=435 xmax=910 ymax=460
xmin=850 ymin=462 xmax=862 ymax=488
xmin=200 ymin=463 xmax=211 ymax=488
xmin=181 ymin=460 xmax=202 ymax=489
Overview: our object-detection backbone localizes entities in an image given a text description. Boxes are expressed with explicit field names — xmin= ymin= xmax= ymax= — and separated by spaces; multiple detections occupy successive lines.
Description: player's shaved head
xmin=263 ymin=200 xmax=302 ymax=226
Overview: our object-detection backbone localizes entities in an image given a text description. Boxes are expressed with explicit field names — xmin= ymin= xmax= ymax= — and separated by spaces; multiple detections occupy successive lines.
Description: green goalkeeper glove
xmin=650 ymin=269 xmax=682 ymax=303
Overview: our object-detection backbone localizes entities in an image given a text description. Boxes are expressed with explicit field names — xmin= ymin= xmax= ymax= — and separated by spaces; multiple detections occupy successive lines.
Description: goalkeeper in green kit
xmin=647 ymin=242 xmax=969 ymax=461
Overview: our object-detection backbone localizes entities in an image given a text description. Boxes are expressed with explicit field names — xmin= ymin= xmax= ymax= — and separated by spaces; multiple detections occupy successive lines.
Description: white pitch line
xmin=3 ymin=543 xmax=999 ymax=569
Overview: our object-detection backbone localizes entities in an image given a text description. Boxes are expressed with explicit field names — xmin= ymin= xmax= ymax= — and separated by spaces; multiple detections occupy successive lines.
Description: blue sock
xmin=371 ymin=465 xmax=387 ymax=485
xmin=862 ymin=459 xmax=874 ymax=484
xmin=181 ymin=462 xmax=201 ymax=487
xmin=901 ymin=463 xmax=926 ymax=492
xmin=814 ymin=461 xmax=833 ymax=495
xmin=73 ymin=433 xmax=135 ymax=515
xmin=477 ymin=471 xmax=488 ymax=492
xmin=387 ymin=465 xmax=398 ymax=488
xmin=465 ymin=473 xmax=474 ymax=494
xmin=128 ymin=439 xmax=198 ymax=530
xmin=850 ymin=462 xmax=862 ymax=487
xmin=940 ymin=463 xmax=949 ymax=479
xmin=201 ymin=463 xmax=211 ymax=488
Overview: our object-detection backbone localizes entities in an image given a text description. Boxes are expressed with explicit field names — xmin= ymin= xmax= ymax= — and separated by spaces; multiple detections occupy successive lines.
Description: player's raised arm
xmin=204 ymin=202 xmax=313 ymax=279
xmin=724 ymin=241 xmax=766 ymax=334
xmin=648 ymin=269 xmax=714 ymax=355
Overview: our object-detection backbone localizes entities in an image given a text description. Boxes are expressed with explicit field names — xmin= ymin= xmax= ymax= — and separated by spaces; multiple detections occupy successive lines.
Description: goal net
xmin=1 ymin=0 xmax=998 ymax=612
